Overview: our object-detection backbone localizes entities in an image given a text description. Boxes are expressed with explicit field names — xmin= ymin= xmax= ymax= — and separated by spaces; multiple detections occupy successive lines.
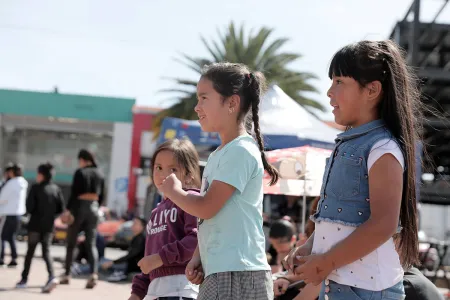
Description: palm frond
xmin=154 ymin=21 xmax=323 ymax=136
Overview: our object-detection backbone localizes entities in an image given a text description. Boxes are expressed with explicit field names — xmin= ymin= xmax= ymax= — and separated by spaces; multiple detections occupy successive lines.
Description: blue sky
xmin=1 ymin=0 xmax=450 ymax=120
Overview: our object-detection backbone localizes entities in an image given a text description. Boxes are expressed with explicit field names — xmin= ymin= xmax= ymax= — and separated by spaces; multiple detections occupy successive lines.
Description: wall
xmin=0 ymin=89 xmax=136 ymax=211
xmin=107 ymin=122 xmax=133 ymax=216
xmin=0 ymin=89 xmax=134 ymax=123
xmin=127 ymin=111 xmax=155 ymax=211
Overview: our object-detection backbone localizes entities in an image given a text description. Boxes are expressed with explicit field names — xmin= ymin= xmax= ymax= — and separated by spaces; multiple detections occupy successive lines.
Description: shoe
xmin=59 ymin=274 xmax=70 ymax=285
xmin=85 ymin=274 xmax=98 ymax=289
xmin=107 ymin=271 xmax=128 ymax=282
xmin=42 ymin=277 xmax=59 ymax=293
xmin=16 ymin=279 xmax=27 ymax=289
xmin=7 ymin=261 xmax=18 ymax=268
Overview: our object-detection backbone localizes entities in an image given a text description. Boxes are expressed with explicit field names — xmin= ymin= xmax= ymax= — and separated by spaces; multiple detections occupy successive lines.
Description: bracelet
xmin=276 ymin=276 xmax=291 ymax=283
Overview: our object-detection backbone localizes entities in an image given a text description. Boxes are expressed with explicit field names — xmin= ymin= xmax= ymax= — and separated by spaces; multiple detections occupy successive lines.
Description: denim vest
xmin=311 ymin=120 xmax=402 ymax=229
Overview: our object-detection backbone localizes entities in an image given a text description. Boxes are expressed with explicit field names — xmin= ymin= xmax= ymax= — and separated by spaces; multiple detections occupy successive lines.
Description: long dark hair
xmin=201 ymin=62 xmax=280 ymax=186
xmin=151 ymin=138 xmax=201 ymax=188
xmin=328 ymin=40 xmax=421 ymax=268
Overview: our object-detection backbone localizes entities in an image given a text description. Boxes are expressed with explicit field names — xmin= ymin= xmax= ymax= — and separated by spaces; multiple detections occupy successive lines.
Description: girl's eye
xmin=170 ymin=168 xmax=177 ymax=173
xmin=336 ymin=79 xmax=342 ymax=85
xmin=156 ymin=166 xmax=162 ymax=171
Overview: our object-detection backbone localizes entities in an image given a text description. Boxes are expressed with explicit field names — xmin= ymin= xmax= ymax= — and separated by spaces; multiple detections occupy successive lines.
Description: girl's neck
xmin=218 ymin=124 xmax=247 ymax=149
xmin=350 ymin=113 xmax=379 ymax=128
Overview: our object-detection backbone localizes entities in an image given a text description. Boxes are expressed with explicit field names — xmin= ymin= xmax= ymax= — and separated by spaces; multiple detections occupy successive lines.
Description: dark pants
xmin=21 ymin=231 xmax=54 ymax=280
xmin=65 ymin=200 xmax=99 ymax=276
xmin=1 ymin=215 xmax=20 ymax=261
xmin=75 ymin=232 xmax=105 ymax=262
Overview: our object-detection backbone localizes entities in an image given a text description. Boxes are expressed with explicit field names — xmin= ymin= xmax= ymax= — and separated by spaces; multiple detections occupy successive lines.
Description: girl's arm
xmin=131 ymin=235 xmax=150 ymax=299
xmin=285 ymin=232 xmax=315 ymax=270
xmin=164 ymin=178 xmax=235 ymax=220
xmin=192 ymin=244 xmax=200 ymax=262
xmin=323 ymin=154 xmax=403 ymax=269
xmin=162 ymin=146 xmax=256 ymax=219
xmin=130 ymin=272 xmax=150 ymax=300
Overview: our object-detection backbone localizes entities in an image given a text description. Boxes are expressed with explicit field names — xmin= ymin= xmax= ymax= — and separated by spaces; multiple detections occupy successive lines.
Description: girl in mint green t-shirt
xmin=159 ymin=62 xmax=280 ymax=300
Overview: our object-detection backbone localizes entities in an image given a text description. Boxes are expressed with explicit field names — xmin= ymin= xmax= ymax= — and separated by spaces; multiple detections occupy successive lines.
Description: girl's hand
xmin=137 ymin=254 xmax=163 ymax=274
xmin=273 ymin=278 xmax=290 ymax=296
xmin=282 ymin=243 xmax=312 ymax=272
xmin=160 ymin=174 xmax=183 ymax=198
xmin=127 ymin=294 xmax=140 ymax=300
xmin=128 ymin=294 xmax=141 ymax=300
xmin=293 ymin=254 xmax=334 ymax=286
xmin=185 ymin=256 xmax=204 ymax=285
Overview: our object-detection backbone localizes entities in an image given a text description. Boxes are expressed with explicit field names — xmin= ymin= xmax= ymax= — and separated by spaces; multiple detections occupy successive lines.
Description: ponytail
xmin=246 ymin=72 xmax=280 ymax=186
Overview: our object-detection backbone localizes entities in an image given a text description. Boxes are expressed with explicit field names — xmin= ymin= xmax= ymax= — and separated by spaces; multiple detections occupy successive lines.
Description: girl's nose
xmin=327 ymin=86 xmax=333 ymax=98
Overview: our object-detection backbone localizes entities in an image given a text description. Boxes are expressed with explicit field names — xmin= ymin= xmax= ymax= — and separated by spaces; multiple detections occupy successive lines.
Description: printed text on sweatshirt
xmin=131 ymin=189 xmax=199 ymax=300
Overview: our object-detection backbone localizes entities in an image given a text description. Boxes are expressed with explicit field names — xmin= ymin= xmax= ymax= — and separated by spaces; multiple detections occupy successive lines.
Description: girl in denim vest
xmin=285 ymin=40 xmax=422 ymax=300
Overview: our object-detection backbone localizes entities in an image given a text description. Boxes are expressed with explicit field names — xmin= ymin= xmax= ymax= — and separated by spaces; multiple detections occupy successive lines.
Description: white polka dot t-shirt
xmin=312 ymin=139 xmax=405 ymax=291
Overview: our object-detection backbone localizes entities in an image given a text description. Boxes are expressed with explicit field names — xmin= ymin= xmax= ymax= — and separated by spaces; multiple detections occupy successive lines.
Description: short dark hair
xmin=37 ymin=162 xmax=54 ymax=181
xmin=6 ymin=163 xmax=23 ymax=177
xmin=269 ymin=219 xmax=295 ymax=240
xmin=134 ymin=216 xmax=147 ymax=229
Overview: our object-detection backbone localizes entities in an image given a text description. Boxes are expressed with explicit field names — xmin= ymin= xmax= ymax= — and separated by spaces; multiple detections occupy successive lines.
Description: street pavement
xmin=0 ymin=241 xmax=133 ymax=300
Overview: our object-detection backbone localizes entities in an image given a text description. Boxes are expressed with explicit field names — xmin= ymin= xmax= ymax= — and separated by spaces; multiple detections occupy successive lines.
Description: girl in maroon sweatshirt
xmin=129 ymin=139 xmax=201 ymax=300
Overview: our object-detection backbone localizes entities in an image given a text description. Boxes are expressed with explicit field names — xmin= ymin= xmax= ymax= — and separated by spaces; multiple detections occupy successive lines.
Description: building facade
xmin=0 ymin=88 xmax=135 ymax=216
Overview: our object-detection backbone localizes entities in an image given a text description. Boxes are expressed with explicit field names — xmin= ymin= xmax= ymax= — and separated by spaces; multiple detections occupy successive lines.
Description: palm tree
xmin=153 ymin=22 xmax=323 ymax=137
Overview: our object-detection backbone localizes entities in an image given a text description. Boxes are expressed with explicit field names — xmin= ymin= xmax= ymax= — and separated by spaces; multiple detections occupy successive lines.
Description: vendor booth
xmin=263 ymin=146 xmax=332 ymax=233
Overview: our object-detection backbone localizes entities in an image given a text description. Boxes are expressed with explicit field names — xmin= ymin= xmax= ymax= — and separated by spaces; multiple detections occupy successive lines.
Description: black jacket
xmin=113 ymin=232 xmax=146 ymax=269
xmin=26 ymin=181 xmax=65 ymax=233
xmin=404 ymin=267 xmax=445 ymax=300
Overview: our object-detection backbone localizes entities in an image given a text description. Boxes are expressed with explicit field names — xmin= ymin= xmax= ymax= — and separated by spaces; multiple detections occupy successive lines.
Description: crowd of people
xmin=0 ymin=39 xmax=447 ymax=300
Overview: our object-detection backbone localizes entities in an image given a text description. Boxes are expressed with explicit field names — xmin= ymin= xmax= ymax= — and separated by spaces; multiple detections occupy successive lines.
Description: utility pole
xmin=409 ymin=0 xmax=421 ymax=66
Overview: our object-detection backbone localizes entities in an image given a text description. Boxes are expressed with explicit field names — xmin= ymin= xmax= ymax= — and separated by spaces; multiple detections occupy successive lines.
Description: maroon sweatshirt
xmin=131 ymin=189 xmax=199 ymax=299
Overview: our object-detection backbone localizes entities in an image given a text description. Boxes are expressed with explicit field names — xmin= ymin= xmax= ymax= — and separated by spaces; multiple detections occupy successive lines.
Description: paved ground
xmin=2 ymin=242 xmax=449 ymax=299
xmin=0 ymin=241 xmax=133 ymax=300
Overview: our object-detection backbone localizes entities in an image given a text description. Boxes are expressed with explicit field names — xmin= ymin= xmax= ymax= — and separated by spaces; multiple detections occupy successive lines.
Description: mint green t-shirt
xmin=198 ymin=135 xmax=270 ymax=277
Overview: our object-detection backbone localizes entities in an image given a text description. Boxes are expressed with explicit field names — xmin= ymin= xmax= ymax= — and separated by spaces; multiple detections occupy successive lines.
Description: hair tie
xmin=246 ymin=73 xmax=253 ymax=86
